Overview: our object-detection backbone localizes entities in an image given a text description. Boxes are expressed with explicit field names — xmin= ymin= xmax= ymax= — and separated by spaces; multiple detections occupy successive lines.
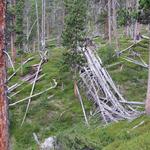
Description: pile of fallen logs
xmin=79 ymin=43 xmax=143 ymax=123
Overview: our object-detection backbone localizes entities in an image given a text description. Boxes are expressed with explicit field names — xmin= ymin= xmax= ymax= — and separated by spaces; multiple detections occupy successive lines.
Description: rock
xmin=40 ymin=137 xmax=56 ymax=150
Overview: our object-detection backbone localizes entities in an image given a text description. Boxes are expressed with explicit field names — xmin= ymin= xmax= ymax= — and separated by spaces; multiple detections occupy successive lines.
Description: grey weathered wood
xmin=80 ymin=45 xmax=142 ymax=123
xmin=9 ymin=79 xmax=57 ymax=107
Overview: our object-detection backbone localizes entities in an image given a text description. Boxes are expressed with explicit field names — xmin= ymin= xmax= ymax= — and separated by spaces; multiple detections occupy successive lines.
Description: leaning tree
xmin=0 ymin=0 xmax=9 ymax=149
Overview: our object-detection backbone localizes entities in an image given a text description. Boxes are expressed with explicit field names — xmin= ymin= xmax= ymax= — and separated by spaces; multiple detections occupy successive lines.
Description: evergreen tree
xmin=15 ymin=0 xmax=25 ymax=48
xmin=62 ymin=0 xmax=87 ymax=71
xmin=139 ymin=0 xmax=150 ymax=24
xmin=62 ymin=0 xmax=87 ymax=50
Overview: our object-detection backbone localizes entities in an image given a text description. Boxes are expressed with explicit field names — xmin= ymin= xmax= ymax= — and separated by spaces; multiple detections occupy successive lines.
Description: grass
xmin=9 ymin=36 xmax=150 ymax=149
xmin=9 ymin=47 xmax=87 ymax=149
xmin=58 ymin=116 xmax=150 ymax=150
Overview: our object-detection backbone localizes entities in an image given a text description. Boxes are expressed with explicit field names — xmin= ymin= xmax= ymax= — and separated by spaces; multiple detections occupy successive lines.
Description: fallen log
xmin=9 ymin=79 xmax=57 ymax=107
xmin=8 ymin=57 xmax=34 ymax=81
xmin=119 ymin=101 xmax=145 ymax=105
xmin=21 ymin=52 xmax=46 ymax=126
xmin=121 ymin=57 xmax=148 ymax=68
xmin=80 ymin=42 xmax=142 ymax=123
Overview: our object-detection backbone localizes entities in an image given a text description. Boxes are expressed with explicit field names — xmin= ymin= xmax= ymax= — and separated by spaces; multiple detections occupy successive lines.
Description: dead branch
xmin=4 ymin=51 xmax=15 ymax=72
xmin=21 ymin=53 xmax=45 ymax=126
xmin=121 ymin=57 xmax=148 ymax=68
xmin=119 ymin=101 xmax=145 ymax=105
xmin=33 ymin=132 xmax=40 ymax=145
xmin=131 ymin=121 xmax=145 ymax=130
xmin=9 ymin=79 xmax=57 ymax=107
xmin=76 ymin=84 xmax=89 ymax=125
xmin=8 ymin=57 xmax=34 ymax=81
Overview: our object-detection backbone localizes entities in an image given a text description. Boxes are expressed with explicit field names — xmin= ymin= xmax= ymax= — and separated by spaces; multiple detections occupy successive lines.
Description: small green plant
xmin=98 ymin=45 xmax=116 ymax=65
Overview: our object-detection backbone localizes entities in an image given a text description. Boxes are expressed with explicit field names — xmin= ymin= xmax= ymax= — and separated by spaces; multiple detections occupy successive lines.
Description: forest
xmin=0 ymin=0 xmax=150 ymax=149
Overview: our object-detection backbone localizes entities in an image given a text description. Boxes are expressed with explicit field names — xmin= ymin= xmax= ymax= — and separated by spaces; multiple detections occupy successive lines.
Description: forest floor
xmin=9 ymin=31 xmax=150 ymax=150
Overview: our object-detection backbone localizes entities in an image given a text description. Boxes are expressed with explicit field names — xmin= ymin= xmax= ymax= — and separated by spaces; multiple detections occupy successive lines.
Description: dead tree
xmin=10 ymin=0 xmax=16 ymax=62
xmin=41 ymin=0 xmax=46 ymax=51
xmin=80 ymin=40 xmax=142 ymax=123
xmin=108 ymin=0 xmax=112 ymax=44
xmin=0 ymin=0 xmax=9 ymax=149
xmin=112 ymin=0 xmax=119 ymax=50
xmin=34 ymin=0 xmax=40 ymax=51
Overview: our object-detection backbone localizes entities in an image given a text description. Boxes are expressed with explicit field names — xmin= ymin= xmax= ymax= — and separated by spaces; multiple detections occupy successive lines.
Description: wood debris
xmin=80 ymin=44 xmax=143 ymax=123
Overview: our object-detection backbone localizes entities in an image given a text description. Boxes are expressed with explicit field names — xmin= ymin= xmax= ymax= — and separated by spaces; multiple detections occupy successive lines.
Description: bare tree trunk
xmin=0 ymin=0 xmax=9 ymax=149
xmin=146 ymin=24 xmax=150 ymax=115
xmin=134 ymin=0 xmax=140 ymax=42
xmin=46 ymin=16 xmax=50 ymax=40
xmin=41 ymin=0 xmax=46 ymax=51
xmin=10 ymin=0 xmax=16 ymax=62
xmin=104 ymin=0 xmax=108 ymax=39
xmin=26 ymin=16 xmax=29 ymax=52
xmin=108 ymin=0 xmax=112 ymax=44
xmin=34 ymin=0 xmax=40 ymax=51
xmin=125 ymin=0 xmax=130 ymax=37
xmin=112 ymin=0 xmax=119 ymax=50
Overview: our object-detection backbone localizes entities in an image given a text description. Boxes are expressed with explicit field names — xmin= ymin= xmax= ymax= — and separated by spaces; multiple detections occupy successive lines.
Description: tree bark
xmin=112 ymin=0 xmax=119 ymax=50
xmin=0 ymin=0 xmax=9 ymax=149
xmin=10 ymin=0 xmax=16 ymax=62
xmin=104 ymin=0 xmax=108 ymax=40
xmin=134 ymin=0 xmax=140 ymax=42
xmin=108 ymin=0 xmax=112 ymax=44
xmin=41 ymin=0 xmax=46 ymax=51
xmin=146 ymin=24 xmax=150 ymax=115
xmin=34 ymin=0 xmax=40 ymax=51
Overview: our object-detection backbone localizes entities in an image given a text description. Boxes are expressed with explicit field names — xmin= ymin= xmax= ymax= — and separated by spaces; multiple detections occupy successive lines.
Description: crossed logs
xmin=80 ymin=44 xmax=143 ymax=123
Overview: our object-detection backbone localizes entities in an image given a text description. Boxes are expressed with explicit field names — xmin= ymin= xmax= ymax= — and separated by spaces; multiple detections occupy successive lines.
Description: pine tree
xmin=15 ymin=0 xmax=25 ymax=48
xmin=62 ymin=0 xmax=87 ymax=50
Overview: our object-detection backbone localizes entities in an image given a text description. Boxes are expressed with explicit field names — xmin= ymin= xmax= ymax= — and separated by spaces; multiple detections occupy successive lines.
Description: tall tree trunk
xmin=146 ymin=24 xmax=150 ymax=115
xmin=10 ymin=0 xmax=16 ymax=62
xmin=34 ymin=0 xmax=40 ymax=51
xmin=104 ymin=0 xmax=108 ymax=39
xmin=41 ymin=0 xmax=46 ymax=51
xmin=108 ymin=0 xmax=112 ymax=44
xmin=46 ymin=17 xmax=50 ymax=40
xmin=125 ymin=0 xmax=130 ymax=37
xmin=112 ymin=0 xmax=119 ymax=50
xmin=0 ymin=0 xmax=9 ymax=149
xmin=134 ymin=0 xmax=140 ymax=42
xmin=26 ymin=16 xmax=29 ymax=52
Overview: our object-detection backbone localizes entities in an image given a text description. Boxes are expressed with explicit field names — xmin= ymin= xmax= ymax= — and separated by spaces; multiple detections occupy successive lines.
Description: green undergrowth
xmin=9 ymin=47 xmax=92 ymax=149
xmin=9 ymin=36 xmax=150 ymax=149
xmin=58 ymin=116 xmax=150 ymax=150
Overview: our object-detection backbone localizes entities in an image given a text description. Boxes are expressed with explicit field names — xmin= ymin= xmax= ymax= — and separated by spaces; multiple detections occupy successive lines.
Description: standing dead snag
xmin=0 ymin=0 xmax=9 ymax=149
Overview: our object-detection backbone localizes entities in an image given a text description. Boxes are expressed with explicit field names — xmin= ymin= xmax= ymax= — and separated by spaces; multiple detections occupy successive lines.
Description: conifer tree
xmin=62 ymin=0 xmax=87 ymax=71
xmin=62 ymin=0 xmax=87 ymax=50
